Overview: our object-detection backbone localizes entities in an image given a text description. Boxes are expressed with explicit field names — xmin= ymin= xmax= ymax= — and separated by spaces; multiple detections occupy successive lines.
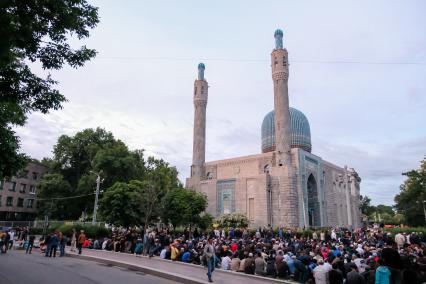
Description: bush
xmin=215 ymin=213 xmax=249 ymax=228
xmin=383 ymin=227 xmax=426 ymax=238
xmin=29 ymin=227 xmax=55 ymax=235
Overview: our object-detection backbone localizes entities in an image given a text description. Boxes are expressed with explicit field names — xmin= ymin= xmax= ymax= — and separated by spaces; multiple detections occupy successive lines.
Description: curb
xmin=67 ymin=251 xmax=295 ymax=284
xmin=67 ymin=253 xmax=208 ymax=284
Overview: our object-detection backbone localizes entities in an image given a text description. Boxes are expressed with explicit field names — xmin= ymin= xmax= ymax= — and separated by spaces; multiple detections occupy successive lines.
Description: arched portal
xmin=223 ymin=195 xmax=231 ymax=214
xmin=307 ymin=174 xmax=320 ymax=227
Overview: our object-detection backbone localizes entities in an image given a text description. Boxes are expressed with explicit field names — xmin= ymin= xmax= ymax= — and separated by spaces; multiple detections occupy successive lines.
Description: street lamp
xmin=90 ymin=170 xmax=103 ymax=225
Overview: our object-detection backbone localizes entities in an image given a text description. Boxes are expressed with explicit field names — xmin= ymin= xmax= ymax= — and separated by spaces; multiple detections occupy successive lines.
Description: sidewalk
xmin=67 ymin=249 xmax=295 ymax=284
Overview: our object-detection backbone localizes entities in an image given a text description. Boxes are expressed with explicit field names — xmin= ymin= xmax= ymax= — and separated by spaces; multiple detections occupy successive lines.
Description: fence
xmin=0 ymin=220 xmax=106 ymax=228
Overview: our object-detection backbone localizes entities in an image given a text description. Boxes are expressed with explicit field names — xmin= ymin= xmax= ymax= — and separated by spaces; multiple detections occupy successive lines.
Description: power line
xmin=95 ymin=56 xmax=426 ymax=65
xmin=37 ymin=193 xmax=95 ymax=201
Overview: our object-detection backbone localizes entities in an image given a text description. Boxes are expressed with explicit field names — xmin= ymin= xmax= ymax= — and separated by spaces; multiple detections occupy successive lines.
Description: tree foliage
xmin=37 ymin=173 xmax=77 ymax=220
xmin=38 ymin=128 xmax=145 ymax=219
xmin=161 ymin=188 xmax=207 ymax=228
xmin=97 ymin=182 xmax=141 ymax=228
xmin=360 ymin=195 xmax=401 ymax=224
xmin=0 ymin=0 xmax=99 ymax=178
xmin=100 ymin=152 xmax=185 ymax=228
xmin=395 ymin=157 xmax=426 ymax=227
xmin=359 ymin=195 xmax=374 ymax=216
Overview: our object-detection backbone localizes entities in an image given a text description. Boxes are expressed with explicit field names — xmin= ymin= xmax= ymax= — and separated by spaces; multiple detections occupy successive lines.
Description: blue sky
xmin=17 ymin=0 xmax=426 ymax=205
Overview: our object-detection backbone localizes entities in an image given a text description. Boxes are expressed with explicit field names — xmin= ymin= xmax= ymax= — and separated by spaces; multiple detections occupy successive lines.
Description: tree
xmin=375 ymin=205 xmax=395 ymax=217
xmin=37 ymin=173 xmax=77 ymax=220
xmin=359 ymin=195 xmax=374 ymax=217
xmin=392 ymin=213 xmax=405 ymax=225
xmin=0 ymin=126 xmax=28 ymax=178
xmin=92 ymin=142 xmax=145 ymax=188
xmin=0 ymin=1 xmax=99 ymax=178
xmin=44 ymin=128 xmax=145 ymax=218
xmin=96 ymin=156 xmax=183 ymax=227
xmin=128 ymin=180 xmax=159 ymax=230
xmin=98 ymin=182 xmax=141 ymax=228
xmin=51 ymin=128 xmax=116 ymax=187
xmin=161 ymin=188 xmax=207 ymax=228
xmin=395 ymin=157 xmax=426 ymax=227
xmin=197 ymin=213 xmax=214 ymax=230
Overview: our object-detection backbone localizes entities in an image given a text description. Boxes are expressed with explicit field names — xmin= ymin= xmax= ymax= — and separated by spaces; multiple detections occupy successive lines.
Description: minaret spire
xmin=271 ymin=29 xmax=291 ymax=166
xmin=191 ymin=63 xmax=208 ymax=179
xmin=274 ymin=29 xmax=283 ymax=49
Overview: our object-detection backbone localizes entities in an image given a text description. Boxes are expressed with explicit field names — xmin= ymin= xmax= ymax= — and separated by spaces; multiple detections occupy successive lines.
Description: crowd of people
xmin=0 ymin=227 xmax=87 ymax=257
xmin=0 ymin=227 xmax=30 ymax=253
xmin=1 ymin=225 xmax=425 ymax=283
xmin=76 ymin=226 xmax=425 ymax=283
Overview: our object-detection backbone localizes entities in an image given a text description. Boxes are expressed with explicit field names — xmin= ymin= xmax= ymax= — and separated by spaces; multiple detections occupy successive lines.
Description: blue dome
xmin=261 ymin=108 xmax=312 ymax=153
xmin=198 ymin=63 xmax=205 ymax=69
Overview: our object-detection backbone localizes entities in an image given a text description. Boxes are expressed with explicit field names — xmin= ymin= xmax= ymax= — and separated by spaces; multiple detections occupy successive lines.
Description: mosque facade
xmin=186 ymin=29 xmax=361 ymax=228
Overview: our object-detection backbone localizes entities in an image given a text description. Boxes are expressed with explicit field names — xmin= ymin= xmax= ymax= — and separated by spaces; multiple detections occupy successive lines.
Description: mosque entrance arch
xmin=307 ymin=174 xmax=320 ymax=227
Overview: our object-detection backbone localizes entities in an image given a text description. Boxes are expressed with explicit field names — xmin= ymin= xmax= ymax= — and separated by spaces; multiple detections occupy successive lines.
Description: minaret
xmin=271 ymin=29 xmax=291 ymax=166
xmin=191 ymin=63 xmax=208 ymax=179
xmin=271 ymin=29 xmax=299 ymax=228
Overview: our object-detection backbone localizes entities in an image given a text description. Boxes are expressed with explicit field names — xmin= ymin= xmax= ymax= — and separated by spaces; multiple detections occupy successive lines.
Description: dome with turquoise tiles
xmin=261 ymin=108 xmax=312 ymax=153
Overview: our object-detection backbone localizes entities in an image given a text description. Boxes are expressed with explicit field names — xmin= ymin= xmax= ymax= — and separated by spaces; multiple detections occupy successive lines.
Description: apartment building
xmin=0 ymin=161 xmax=49 ymax=221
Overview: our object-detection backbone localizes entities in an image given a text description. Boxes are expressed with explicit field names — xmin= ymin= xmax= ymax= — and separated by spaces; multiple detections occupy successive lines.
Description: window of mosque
xmin=216 ymin=179 xmax=235 ymax=216
xmin=223 ymin=195 xmax=231 ymax=214
xmin=249 ymin=198 xmax=255 ymax=222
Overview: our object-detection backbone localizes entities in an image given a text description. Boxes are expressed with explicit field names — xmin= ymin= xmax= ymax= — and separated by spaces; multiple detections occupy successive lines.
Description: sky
xmin=16 ymin=0 xmax=426 ymax=205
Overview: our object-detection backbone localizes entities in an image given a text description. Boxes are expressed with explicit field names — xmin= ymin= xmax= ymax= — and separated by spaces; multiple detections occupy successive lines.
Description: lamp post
xmin=90 ymin=171 xmax=103 ymax=225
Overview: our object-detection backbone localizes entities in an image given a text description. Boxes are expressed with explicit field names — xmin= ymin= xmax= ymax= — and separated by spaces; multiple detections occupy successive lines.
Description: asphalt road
xmin=0 ymin=249 xmax=177 ymax=284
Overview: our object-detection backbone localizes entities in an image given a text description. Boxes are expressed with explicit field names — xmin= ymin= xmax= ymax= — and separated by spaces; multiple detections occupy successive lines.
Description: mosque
xmin=186 ymin=29 xmax=361 ymax=228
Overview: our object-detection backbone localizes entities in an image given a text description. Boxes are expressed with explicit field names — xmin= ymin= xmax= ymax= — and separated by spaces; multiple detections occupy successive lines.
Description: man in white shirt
xmin=313 ymin=259 xmax=330 ymax=284
xmin=331 ymin=229 xmax=337 ymax=241
xmin=355 ymin=243 xmax=364 ymax=256
xmin=353 ymin=254 xmax=366 ymax=273
xmin=221 ymin=252 xmax=232 ymax=270
xmin=323 ymin=259 xmax=332 ymax=271
xmin=8 ymin=230 xmax=15 ymax=249
xmin=102 ymin=239 xmax=108 ymax=250
xmin=160 ymin=248 xmax=167 ymax=259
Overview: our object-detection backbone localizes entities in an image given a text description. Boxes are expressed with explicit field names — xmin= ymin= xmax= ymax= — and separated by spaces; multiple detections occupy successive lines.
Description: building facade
xmin=0 ymin=161 xmax=49 ymax=221
xmin=186 ymin=29 xmax=361 ymax=228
